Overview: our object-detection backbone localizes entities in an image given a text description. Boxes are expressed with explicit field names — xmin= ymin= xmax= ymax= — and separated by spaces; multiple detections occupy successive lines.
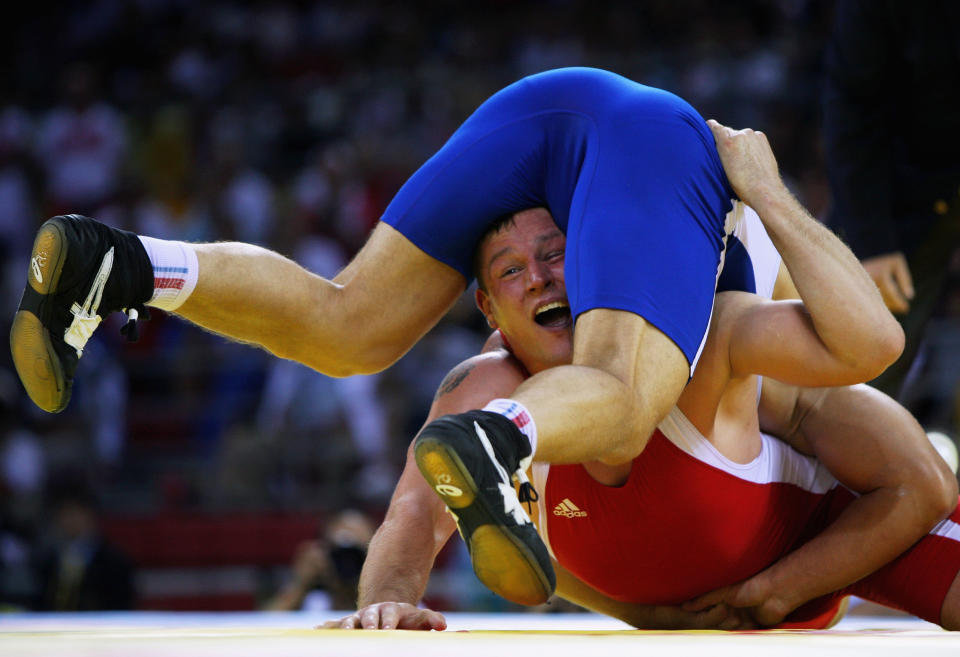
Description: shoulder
xmin=431 ymin=350 xmax=528 ymax=415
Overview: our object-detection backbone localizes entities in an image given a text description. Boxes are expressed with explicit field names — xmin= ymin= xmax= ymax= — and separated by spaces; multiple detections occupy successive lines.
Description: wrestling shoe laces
xmin=62 ymin=248 xmax=148 ymax=355
xmin=11 ymin=214 xmax=154 ymax=413
xmin=63 ymin=246 xmax=112 ymax=357
xmin=414 ymin=410 xmax=555 ymax=606
xmin=473 ymin=421 xmax=538 ymax=522
xmin=516 ymin=469 xmax=539 ymax=514
xmin=119 ymin=304 xmax=150 ymax=343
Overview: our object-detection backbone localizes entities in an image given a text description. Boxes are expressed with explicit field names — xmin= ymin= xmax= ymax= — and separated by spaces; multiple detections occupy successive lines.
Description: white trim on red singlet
xmin=532 ymin=462 xmax=556 ymax=559
xmin=536 ymin=406 xmax=840 ymax=560
xmin=932 ymin=517 xmax=960 ymax=542
xmin=657 ymin=406 xmax=838 ymax=493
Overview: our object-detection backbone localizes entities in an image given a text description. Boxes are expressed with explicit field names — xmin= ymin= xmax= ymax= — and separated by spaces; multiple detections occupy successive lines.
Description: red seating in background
xmin=101 ymin=513 xmax=321 ymax=610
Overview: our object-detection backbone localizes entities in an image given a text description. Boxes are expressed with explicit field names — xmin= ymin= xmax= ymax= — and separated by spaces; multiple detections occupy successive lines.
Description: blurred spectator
xmin=0 ymin=381 xmax=43 ymax=611
xmin=133 ymin=105 xmax=214 ymax=242
xmin=2 ymin=428 xmax=45 ymax=500
xmin=0 ymin=507 xmax=38 ymax=611
xmin=256 ymin=236 xmax=395 ymax=503
xmin=823 ymin=0 xmax=960 ymax=400
xmin=263 ymin=509 xmax=374 ymax=611
xmin=0 ymin=106 xmax=36 ymax=246
xmin=72 ymin=336 xmax=129 ymax=467
xmin=34 ymin=63 xmax=127 ymax=216
xmin=209 ymin=119 xmax=276 ymax=245
xmin=0 ymin=106 xmax=38 ymax=319
xmin=34 ymin=469 xmax=135 ymax=610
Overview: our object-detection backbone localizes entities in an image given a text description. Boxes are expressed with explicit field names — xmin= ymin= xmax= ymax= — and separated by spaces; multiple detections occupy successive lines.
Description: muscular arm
xmin=355 ymin=441 xmax=455 ymax=610
xmin=690 ymin=381 xmax=957 ymax=624
xmin=555 ymin=563 xmax=750 ymax=630
xmin=328 ymin=351 xmax=527 ymax=629
xmin=760 ymin=382 xmax=956 ymax=608
xmin=708 ymin=121 xmax=903 ymax=386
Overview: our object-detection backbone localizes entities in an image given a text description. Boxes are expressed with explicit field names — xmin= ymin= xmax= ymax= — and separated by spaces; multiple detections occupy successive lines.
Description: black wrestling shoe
xmin=11 ymin=215 xmax=153 ymax=413
xmin=414 ymin=410 xmax=555 ymax=606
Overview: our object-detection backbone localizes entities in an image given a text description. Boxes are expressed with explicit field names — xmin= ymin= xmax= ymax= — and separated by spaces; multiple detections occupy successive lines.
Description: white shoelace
xmin=64 ymin=247 xmax=114 ymax=358
xmin=474 ymin=421 xmax=533 ymax=526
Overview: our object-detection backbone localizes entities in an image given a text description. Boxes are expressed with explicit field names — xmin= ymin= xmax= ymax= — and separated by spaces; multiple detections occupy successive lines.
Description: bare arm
xmin=708 ymin=121 xmax=903 ymax=385
xmin=758 ymin=383 xmax=957 ymax=613
xmin=688 ymin=381 xmax=958 ymax=624
xmin=358 ymin=442 xmax=455 ymax=602
xmin=325 ymin=352 xmax=527 ymax=629
xmin=555 ymin=562 xmax=752 ymax=630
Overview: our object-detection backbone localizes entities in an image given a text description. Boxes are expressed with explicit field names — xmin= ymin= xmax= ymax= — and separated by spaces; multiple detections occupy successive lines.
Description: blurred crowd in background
xmin=1 ymin=0 xmax=958 ymax=613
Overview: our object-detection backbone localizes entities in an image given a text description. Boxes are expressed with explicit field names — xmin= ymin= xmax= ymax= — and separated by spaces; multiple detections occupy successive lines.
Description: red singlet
xmin=537 ymin=407 xmax=960 ymax=626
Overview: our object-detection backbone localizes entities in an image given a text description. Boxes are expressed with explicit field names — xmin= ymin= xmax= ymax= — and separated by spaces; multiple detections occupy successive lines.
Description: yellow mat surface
xmin=1 ymin=612 xmax=957 ymax=657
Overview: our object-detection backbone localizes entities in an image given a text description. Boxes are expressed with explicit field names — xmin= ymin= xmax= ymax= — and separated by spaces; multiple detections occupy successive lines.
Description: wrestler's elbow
xmin=872 ymin=319 xmax=906 ymax=371
xmin=840 ymin=322 xmax=905 ymax=383
xmin=926 ymin=460 xmax=959 ymax=522
xmin=900 ymin=452 xmax=958 ymax=527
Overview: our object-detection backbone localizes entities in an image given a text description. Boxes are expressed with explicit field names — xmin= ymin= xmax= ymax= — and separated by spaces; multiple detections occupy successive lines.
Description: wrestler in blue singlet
xmin=382 ymin=67 xmax=734 ymax=366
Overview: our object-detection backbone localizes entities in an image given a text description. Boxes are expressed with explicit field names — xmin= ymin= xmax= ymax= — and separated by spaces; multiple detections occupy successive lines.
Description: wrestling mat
xmin=1 ymin=609 xmax=955 ymax=657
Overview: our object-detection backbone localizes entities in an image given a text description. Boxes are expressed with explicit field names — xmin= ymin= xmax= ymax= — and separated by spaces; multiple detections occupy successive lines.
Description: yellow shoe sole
xmin=415 ymin=436 xmax=552 ymax=606
xmin=10 ymin=220 xmax=71 ymax=413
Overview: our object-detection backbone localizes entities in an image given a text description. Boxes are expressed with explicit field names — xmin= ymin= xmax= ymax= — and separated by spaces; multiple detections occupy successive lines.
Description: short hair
xmin=472 ymin=213 xmax=520 ymax=292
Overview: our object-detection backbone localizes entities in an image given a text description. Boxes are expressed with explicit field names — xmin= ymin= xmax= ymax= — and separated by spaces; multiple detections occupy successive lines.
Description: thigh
xmin=565 ymin=116 xmax=732 ymax=370
xmin=333 ymin=222 xmax=466 ymax=361
xmin=379 ymin=93 xmax=554 ymax=281
xmin=573 ymin=308 xmax=688 ymax=425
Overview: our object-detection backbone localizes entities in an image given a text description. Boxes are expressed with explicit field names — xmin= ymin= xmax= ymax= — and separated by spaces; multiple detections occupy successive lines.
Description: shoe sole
xmin=414 ymin=436 xmax=552 ymax=606
xmin=10 ymin=220 xmax=70 ymax=413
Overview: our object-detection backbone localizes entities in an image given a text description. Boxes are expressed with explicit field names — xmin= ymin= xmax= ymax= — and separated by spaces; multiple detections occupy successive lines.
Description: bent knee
xmin=272 ymin=339 xmax=404 ymax=378
xmin=324 ymin=345 xmax=404 ymax=377
xmin=917 ymin=455 xmax=959 ymax=522
xmin=598 ymin=400 xmax=661 ymax=465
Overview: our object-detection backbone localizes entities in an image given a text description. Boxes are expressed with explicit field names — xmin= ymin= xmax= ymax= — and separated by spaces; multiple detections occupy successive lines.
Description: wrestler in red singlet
xmin=537 ymin=406 xmax=960 ymax=628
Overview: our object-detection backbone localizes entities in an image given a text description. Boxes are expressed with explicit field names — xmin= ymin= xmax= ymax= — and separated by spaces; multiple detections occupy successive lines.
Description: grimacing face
xmin=475 ymin=208 xmax=573 ymax=374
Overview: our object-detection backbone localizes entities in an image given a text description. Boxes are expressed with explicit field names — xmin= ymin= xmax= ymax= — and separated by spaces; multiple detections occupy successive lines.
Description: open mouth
xmin=534 ymin=301 xmax=572 ymax=328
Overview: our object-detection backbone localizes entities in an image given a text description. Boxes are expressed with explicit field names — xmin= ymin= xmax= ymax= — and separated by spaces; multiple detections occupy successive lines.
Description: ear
xmin=475 ymin=287 xmax=498 ymax=329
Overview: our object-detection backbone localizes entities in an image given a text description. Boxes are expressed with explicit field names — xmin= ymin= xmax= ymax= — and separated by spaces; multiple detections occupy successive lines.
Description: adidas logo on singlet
xmin=553 ymin=498 xmax=587 ymax=518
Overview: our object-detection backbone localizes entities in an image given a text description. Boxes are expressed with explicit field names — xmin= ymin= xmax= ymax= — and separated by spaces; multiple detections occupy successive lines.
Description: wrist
xmin=358 ymin=589 xmax=419 ymax=608
xmin=756 ymin=565 xmax=806 ymax=616
xmin=743 ymin=181 xmax=792 ymax=218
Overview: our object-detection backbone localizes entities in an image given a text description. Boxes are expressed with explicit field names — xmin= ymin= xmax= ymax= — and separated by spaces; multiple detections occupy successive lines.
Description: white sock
xmin=137 ymin=236 xmax=199 ymax=312
xmin=482 ymin=398 xmax=537 ymax=457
